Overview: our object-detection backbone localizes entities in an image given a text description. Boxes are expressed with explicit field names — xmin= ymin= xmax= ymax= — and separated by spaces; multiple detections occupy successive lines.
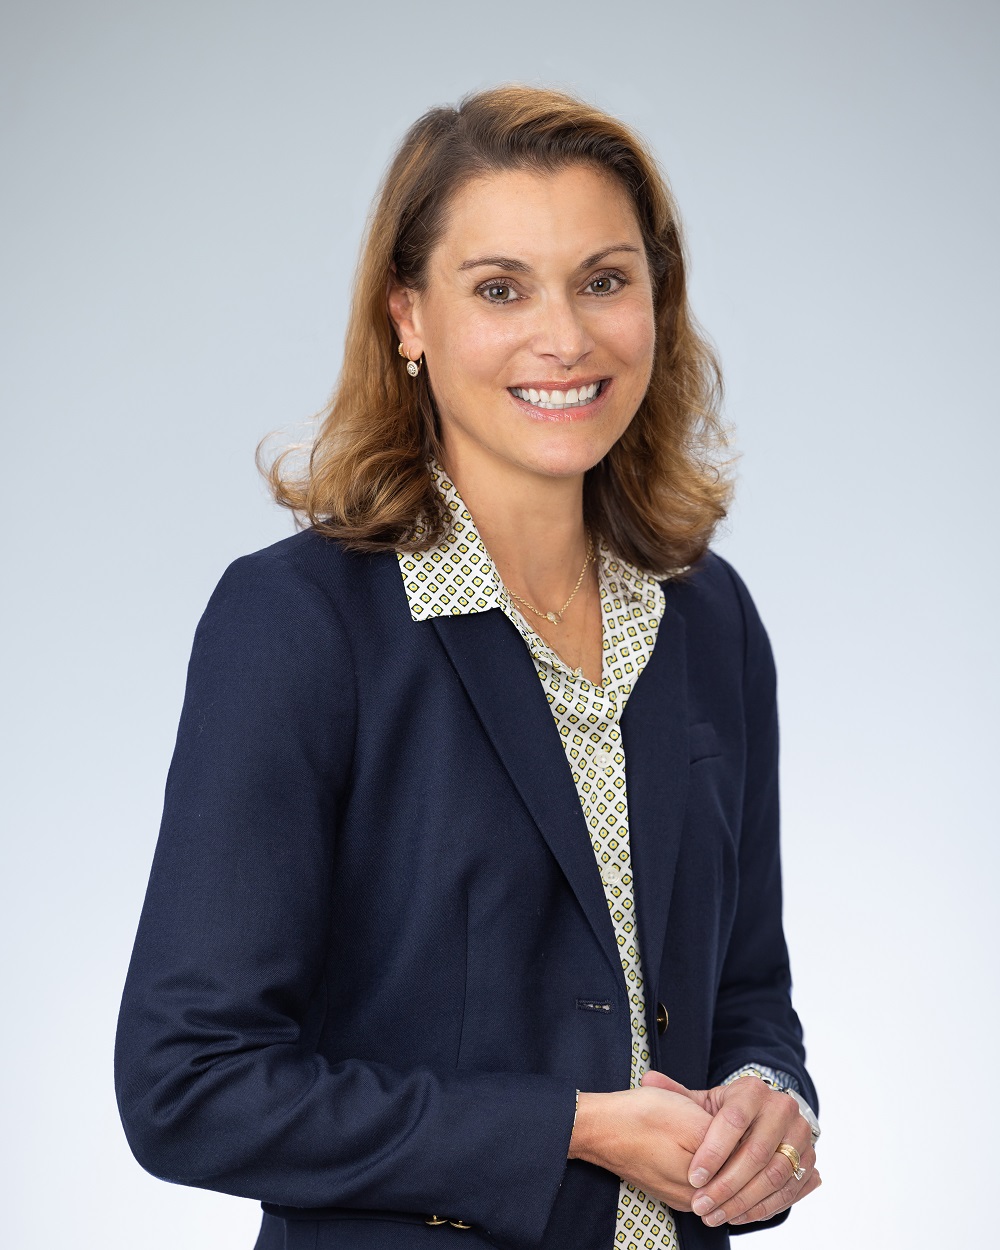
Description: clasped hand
xmin=569 ymin=1073 xmax=820 ymax=1229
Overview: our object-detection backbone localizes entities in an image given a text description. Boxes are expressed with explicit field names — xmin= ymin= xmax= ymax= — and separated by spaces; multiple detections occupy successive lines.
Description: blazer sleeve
xmin=705 ymin=557 xmax=819 ymax=1119
xmin=114 ymin=550 xmax=577 ymax=1250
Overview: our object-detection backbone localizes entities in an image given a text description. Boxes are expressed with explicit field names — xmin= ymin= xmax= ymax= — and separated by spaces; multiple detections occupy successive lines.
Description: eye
xmin=585 ymin=270 xmax=628 ymax=296
xmin=477 ymin=281 xmax=521 ymax=305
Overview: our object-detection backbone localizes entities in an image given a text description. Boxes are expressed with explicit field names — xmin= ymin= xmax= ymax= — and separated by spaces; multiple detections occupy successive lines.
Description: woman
xmin=115 ymin=85 xmax=821 ymax=1250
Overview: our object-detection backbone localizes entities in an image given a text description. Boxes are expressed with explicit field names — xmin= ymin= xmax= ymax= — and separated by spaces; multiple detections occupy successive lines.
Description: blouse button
xmin=594 ymin=750 xmax=612 ymax=769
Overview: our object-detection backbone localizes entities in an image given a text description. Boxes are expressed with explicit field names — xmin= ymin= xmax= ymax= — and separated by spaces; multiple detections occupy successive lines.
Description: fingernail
xmin=705 ymin=1209 xmax=726 ymax=1227
xmin=692 ymin=1196 xmax=714 ymax=1217
xmin=690 ymin=1168 xmax=709 ymax=1188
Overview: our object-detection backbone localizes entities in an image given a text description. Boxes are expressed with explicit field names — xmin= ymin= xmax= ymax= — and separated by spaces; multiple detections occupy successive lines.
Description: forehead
xmin=432 ymin=164 xmax=643 ymax=268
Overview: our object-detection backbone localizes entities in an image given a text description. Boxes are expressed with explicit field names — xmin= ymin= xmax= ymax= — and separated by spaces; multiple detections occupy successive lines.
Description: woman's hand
xmin=568 ymin=1087 xmax=714 ymax=1211
xmin=639 ymin=1070 xmax=821 ymax=1227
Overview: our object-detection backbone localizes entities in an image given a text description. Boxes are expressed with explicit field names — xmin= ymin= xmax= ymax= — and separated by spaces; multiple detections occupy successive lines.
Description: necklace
xmin=505 ymin=532 xmax=595 ymax=625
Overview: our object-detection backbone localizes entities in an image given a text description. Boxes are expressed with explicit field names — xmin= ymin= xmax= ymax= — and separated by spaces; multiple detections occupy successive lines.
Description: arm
xmin=114 ymin=551 xmax=577 ymax=1249
xmin=707 ymin=558 xmax=817 ymax=1110
xmin=567 ymin=1087 xmax=714 ymax=1213
xmin=643 ymin=558 xmax=821 ymax=1231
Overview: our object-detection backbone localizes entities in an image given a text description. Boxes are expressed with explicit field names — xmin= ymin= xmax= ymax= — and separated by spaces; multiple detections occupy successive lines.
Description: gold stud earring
xmin=398 ymin=341 xmax=423 ymax=377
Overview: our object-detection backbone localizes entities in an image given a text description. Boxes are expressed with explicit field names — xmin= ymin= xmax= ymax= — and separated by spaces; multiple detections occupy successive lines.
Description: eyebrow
xmin=457 ymin=243 xmax=642 ymax=273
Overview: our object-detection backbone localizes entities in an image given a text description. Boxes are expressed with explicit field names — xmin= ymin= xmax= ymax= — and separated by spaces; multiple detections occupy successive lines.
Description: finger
xmin=687 ymin=1079 xmax=771 ymax=1190
xmin=728 ymin=1167 xmax=822 ymax=1226
xmin=691 ymin=1093 xmax=805 ymax=1214
xmin=700 ymin=1144 xmax=816 ymax=1227
xmin=640 ymin=1070 xmax=713 ymax=1115
xmin=640 ymin=1070 xmax=691 ymax=1095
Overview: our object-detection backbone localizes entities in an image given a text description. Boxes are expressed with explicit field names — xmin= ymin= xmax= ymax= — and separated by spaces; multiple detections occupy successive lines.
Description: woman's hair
xmin=261 ymin=83 xmax=734 ymax=573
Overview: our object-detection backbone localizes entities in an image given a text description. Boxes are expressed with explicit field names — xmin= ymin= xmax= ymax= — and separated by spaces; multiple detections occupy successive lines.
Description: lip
xmin=509 ymin=377 xmax=607 ymax=391
xmin=507 ymin=377 xmax=612 ymax=422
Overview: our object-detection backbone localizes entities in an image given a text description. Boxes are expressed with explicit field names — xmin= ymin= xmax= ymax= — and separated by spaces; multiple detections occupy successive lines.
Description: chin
xmin=520 ymin=439 xmax=615 ymax=480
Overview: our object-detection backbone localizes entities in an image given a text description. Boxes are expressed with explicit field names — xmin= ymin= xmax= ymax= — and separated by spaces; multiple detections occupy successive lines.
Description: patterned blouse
xmin=397 ymin=459 xmax=816 ymax=1249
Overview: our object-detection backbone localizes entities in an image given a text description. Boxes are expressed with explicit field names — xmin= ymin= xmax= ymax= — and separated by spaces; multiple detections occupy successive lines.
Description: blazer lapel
xmin=430 ymin=610 xmax=625 ymax=986
xmin=621 ymin=598 xmax=690 ymax=1001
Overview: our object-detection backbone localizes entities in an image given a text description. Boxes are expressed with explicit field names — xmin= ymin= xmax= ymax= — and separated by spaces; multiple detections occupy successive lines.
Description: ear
xmin=387 ymin=269 xmax=424 ymax=358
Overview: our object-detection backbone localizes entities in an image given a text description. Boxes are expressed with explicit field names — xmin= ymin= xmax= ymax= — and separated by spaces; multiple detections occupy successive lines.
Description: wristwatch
xmin=781 ymin=1087 xmax=821 ymax=1146
xmin=724 ymin=1066 xmax=821 ymax=1146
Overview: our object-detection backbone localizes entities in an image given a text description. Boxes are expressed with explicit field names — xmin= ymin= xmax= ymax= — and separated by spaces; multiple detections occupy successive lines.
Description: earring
xmin=398 ymin=341 xmax=423 ymax=377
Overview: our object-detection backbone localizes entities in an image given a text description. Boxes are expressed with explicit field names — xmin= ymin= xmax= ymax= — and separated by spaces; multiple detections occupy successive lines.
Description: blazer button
xmin=656 ymin=1002 xmax=669 ymax=1035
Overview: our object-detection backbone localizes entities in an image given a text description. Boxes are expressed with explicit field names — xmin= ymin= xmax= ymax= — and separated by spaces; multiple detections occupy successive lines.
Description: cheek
xmin=601 ymin=300 xmax=656 ymax=372
xmin=429 ymin=307 xmax=521 ymax=390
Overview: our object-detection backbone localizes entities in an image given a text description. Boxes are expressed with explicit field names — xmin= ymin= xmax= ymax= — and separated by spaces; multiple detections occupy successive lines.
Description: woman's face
xmin=390 ymin=163 xmax=657 ymax=485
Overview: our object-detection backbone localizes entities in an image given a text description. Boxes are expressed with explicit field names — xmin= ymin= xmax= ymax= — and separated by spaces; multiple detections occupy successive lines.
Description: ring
xmin=774 ymin=1142 xmax=806 ymax=1182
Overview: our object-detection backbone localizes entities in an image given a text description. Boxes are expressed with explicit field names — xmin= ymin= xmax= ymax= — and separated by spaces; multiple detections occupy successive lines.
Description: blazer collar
xmin=429 ymin=608 xmax=624 ymax=982
xmin=620 ymin=594 xmax=690 ymax=999
xmin=429 ymin=598 xmax=689 ymax=996
xmin=400 ymin=459 xmax=691 ymax=995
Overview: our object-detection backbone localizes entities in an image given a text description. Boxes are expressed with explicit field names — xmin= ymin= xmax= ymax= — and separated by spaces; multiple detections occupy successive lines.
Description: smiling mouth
xmin=508 ymin=380 xmax=607 ymax=410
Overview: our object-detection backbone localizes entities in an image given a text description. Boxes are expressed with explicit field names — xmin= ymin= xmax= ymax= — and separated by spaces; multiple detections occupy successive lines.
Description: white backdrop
xmin=3 ymin=2 xmax=998 ymax=1247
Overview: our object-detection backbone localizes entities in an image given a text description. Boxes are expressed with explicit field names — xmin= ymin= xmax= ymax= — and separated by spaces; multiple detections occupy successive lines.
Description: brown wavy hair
xmin=260 ymin=83 xmax=734 ymax=573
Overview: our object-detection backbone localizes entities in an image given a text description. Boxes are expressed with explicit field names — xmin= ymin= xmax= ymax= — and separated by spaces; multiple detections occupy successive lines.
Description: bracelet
xmin=732 ymin=1071 xmax=820 ymax=1145
xmin=733 ymin=1068 xmax=783 ymax=1091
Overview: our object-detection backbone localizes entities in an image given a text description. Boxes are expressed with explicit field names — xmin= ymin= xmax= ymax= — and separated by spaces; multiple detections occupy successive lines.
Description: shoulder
xmin=206 ymin=527 xmax=400 ymax=620
xmin=218 ymin=525 xmax=376 ymax=591
xmin=662 ymin=548 xmax=762 ymax=629
xmin=191 ymin=529 xmax=406 ymax=668
xmin=662 ymin=549 xmax=775 ymax=676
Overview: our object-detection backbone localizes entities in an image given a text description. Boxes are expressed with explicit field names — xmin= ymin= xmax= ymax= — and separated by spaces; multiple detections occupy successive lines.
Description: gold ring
xmin=774 ymin=1142 xmax=805 ymax=1182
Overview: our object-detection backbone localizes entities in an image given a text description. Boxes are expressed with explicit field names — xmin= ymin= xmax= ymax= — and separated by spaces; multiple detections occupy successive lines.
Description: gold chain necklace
xmin=504 ymin=532 xmax=595 ymax=625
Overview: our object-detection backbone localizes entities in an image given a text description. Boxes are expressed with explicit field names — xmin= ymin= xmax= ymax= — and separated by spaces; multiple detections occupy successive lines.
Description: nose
xmin=531 ymin=292 xmax=595 ymax=369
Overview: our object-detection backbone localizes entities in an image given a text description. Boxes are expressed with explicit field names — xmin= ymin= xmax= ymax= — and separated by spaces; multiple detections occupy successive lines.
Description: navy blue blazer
xmin=114 ymin=527 xmax=817 ymax=1250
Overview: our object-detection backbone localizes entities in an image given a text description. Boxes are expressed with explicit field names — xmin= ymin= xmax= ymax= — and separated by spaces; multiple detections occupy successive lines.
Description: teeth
xmin=510 ymin=381 xmax=602 ymax=409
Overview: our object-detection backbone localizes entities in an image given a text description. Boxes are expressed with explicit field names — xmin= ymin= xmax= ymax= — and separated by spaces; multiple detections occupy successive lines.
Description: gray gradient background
xmin=3 ymin=2 xmax=997 ymax=1247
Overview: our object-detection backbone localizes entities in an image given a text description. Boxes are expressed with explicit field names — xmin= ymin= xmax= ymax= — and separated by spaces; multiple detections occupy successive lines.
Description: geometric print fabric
xmin=398 ymin=459 xmax=683 ymax=1250
xmin=398 ymin=459 xmax=817 ymax=1242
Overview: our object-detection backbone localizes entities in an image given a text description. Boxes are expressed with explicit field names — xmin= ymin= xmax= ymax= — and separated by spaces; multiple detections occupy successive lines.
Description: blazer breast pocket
xmin=688 ymin=720 xmax=722 ymax=764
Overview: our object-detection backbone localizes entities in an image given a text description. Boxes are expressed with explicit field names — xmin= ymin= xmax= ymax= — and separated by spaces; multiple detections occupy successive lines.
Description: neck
xmin=438 ymin=444 xmax=591 ymax=607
